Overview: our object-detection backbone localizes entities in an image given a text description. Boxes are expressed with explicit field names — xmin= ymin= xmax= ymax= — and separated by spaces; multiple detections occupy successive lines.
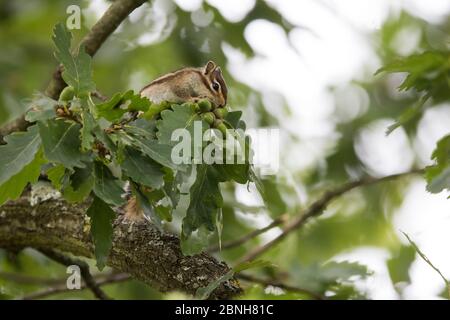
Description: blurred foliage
xmin=0 ymin=0 xmax=449 ymax=300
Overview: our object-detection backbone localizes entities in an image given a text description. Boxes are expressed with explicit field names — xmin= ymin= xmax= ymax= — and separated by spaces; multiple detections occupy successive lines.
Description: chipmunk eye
xmin=212 ymin=81 xmax=220 ymax=91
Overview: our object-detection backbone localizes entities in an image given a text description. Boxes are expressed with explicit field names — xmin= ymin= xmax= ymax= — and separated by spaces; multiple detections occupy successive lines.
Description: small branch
xmin=237 ymin=273 xmax=324 ymax=300
xmin=91 ymin=91 xmax=108 ymax=102
xmin=0 ymin=116 xmax=29 ymax=144
xmin=0 ymin=271 xmax=63 ymax=286
xmin=38 ymin=249 xmax=111 ymax=300
xmin=402 ymin=231 xmax=450 ymax=298
xmin=207 ymin=215 xmax=288 ymax=253
xmin=238 ymin=169 xmax=424 ymax=264
xmin=21 ymin=273 xmax=130 ymax=300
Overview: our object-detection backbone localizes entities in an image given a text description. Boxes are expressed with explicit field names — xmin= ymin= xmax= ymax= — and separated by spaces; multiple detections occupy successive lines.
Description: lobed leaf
xmin=86 ymin=196 xmax=115 ymax=270
xmin=0 ymin=149 xmax=46 ymax=206
xmin=95 ymin=90 xmax=151 ymax=122
xmin=38 ymin=119 xmax=90 ymax=169
xmin=25 ymin=93 xmax=58 ymax=122
xmin=182 ymin=165 xmax=223 ymax=238
xmin=52 ymin=23 xmax=95 ymax=96
xmin=92 ymin=162 xmax=125 ymax=207
xmin=121 ymin=147 xmax=165 ymax=189
xmin=0 ymin=124 xmax=42 ymax=186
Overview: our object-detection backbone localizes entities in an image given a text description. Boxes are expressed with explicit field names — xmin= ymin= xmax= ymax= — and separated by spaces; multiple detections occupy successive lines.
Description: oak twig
xmin=38 ymin=249 xmax=111 ymax=300
xmin=21 ymin=273 xmax=130 ymax=300
xmin=237 ymin=273 xmax=324 ymax=300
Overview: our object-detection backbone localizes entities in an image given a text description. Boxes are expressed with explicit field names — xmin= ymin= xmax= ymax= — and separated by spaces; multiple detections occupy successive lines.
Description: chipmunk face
xmin=203 ymin=61 xmax=227 ymax=107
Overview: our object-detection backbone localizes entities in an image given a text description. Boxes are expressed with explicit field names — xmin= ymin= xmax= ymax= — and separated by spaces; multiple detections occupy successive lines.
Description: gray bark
xmin=0 ymin=196 xmax=242 ymax=299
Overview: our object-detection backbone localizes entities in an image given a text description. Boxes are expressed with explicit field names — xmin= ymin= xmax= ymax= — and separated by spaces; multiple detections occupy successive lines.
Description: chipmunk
xmin=140 ymin=60 xmax=227 ymax=108
xmin=125 ymin=61 xmax=228 ymax=221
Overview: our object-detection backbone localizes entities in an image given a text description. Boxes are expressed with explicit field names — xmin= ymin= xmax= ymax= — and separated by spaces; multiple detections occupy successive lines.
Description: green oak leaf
xmin=86 ymin=195 xmax=115 ymax=270
xmin=125 ymin=119 xmax=157 ymax=140
xmin=212 ymin=133 xmax=251 ymax=184
xmin=0 ymin=124 xmax=41 ymax=186
xmin=52 ymin=23 xmax=95 ymax=95
xmin=46 ymin=164 xmax=66 ymax=190
xmin=25 ymin=92 xmax=58 ymax=122
xmin=64 ymin=164 xmax=94 ymax=203
xmin=0 ymin=149 xmax=45 ymax=205
xmin=224 ymin=110 xmax=245 ymax=130
xmin=93 ymin=162 xmax=125 ymax=207
xmin=144 ymin=187 xmax=172 ymax=222
xmin=121 ymin=147 xmax=165 ymax=189
xmin=38 ymin=119 xmax=90 ymax=169
xmin=376 ymin=52 xmax=447 ymax=92
xmin=425 ymin=135 xmax=450 ymax=194
xmin=132 ymin=184 xmax=163 ymax=231
xmin=80 ymin=109 xmax=96 ymax=151
xmin=426 ymin=167 xmax=450 ymax=194
xmin=182 ymin=164 xmax=223 ymax=239
xmin=95 ymin=90 xmax=151 ymax=122
xmin=119 ymin=130 xmax=183 ymax=171
xmin=156 ymin=104 xmax=202 ymax=145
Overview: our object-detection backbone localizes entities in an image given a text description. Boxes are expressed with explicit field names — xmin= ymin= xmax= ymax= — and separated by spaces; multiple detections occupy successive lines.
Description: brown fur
xmin=140 ymin=61 xmax=227 ymax=108
xmin=124 ymin=197 xmax=144 ymax=221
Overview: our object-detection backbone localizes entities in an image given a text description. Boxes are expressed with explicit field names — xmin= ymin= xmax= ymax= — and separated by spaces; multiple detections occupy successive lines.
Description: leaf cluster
xmin=0 ymin=23 xmax=257 ymax=268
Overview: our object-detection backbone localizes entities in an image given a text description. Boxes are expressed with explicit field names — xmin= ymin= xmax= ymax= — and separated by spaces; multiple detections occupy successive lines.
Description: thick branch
xmin=238 ymin=169 xmax=424 ymax=263
xmin=0 ymin=196 xmax=242 ymax=299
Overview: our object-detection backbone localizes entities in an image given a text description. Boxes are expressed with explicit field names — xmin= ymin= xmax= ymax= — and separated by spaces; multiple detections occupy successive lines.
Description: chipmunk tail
xmin=124 ymin=197 xmax=144 ymax=221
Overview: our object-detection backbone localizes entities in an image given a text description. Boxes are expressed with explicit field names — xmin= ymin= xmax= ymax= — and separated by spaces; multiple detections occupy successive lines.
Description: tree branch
xmin=237 ymin=169 xmax=424 ymax=264
xmin=38 ymin=248 xmax=111 ymax=300
xmin=0 ymin=0 xmax=147 ymax=142
xmin=0 ymin=196 xmax=242 ymax=299
xmin=21 ymin=273 xmax=131 ymax=300
xmin=207 ymin=215 xmax=288 ymax=253
xmin=237 ymin=273 xmax=324 ymax=300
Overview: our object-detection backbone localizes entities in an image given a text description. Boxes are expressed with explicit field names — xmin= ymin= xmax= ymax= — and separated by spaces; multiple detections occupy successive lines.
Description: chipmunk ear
xmin=204 ymin=61 xmax=216 ymax=75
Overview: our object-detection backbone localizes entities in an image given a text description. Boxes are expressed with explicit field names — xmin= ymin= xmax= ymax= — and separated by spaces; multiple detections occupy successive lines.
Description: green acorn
xmin=213 ymin=119 xmax=227 ymax=136
xmin=216 ymin=123 xmax=228 ymax=136
xmin=213 ymin=107 xmax=228 ymax=119
xmin=59 ymin=86 xmax=75 ymax=101
xmin=182 ymin=102 xmax=199 ymax=113
xmin=198 ymin=99 xmax=212 ymax=112
xmin=201 ymin=112 xmax=215 ymax=125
